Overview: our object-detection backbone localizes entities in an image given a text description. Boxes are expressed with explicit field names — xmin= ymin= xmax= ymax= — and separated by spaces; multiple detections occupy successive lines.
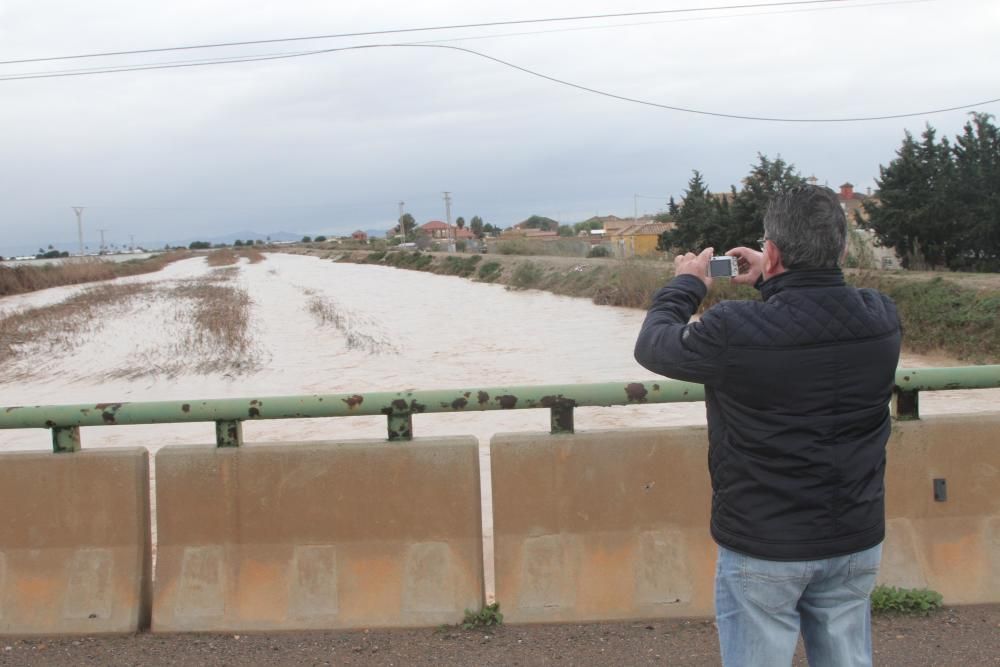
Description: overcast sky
xmin=1 ymin=0 xmax=998 ymax=254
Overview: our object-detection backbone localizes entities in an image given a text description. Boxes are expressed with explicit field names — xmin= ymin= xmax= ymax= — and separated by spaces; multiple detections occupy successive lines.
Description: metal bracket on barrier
xmin=550 ymin=405 xmax=575 ymax=434
xmin=387 ymin=413 xmax=413 ymax=441
xmin=215 ymin=420 xmax=243 ymax=447
xmin=892 ymin=388 xmax=919 ymax=420
xmin=51 ymin=426 xmax=81 ymax=453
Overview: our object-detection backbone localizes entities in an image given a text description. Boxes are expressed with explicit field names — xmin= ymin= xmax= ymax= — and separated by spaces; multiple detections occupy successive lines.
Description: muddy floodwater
xmin=2 ymin=253 xmax=997 ymax=597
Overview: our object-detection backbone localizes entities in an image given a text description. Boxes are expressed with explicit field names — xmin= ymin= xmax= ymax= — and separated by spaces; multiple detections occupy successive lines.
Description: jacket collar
xmin=758 ymin=268 xmax=846 ymax=300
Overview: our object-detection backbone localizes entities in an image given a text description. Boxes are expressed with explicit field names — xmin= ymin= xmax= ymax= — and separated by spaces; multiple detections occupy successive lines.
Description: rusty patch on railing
xmin=343 ymin=395 xmax=364 ymax=409
xmin=625 ymin=383 xmax=648 ymax=403
xmin=496 ymin=395 xmax=518 ymax=409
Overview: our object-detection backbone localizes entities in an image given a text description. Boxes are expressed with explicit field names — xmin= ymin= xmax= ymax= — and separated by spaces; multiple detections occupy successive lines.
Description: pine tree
xmin=951 ymin=113 xmax=1000 ymax=270
xmin=863 ymin=126 xmax=955 ymax=269
xmin=659 ymin=171 xmax=718 ymax=251
xmin=726 ymin=154 xmax=805 ymax=251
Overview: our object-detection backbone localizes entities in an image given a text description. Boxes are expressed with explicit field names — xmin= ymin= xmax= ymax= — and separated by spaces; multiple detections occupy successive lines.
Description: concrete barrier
xmin=0 ymin=448 xmax=151 ymax=635
xmin=153 ymin=438 xmax=483 ymax=632
xmin=881 ymin=413 xmax=1000 ymax=602
xmin=491 ymin=427 xmax=716 ymax=623
xmin=492 ymin=417 xmax=1000 ymax=623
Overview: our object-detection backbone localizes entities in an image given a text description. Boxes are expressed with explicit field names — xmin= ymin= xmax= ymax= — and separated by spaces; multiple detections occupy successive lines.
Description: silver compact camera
xmin=708 ymin=256 xmax=738 ymax=278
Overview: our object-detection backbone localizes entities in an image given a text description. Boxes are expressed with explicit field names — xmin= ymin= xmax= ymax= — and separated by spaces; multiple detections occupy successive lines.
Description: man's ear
xmin=764 ymin=241 xmax=785 ymax=277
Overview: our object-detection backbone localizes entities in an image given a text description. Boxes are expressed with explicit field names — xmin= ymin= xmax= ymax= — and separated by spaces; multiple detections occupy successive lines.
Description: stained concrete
xmin=0 ymin=448 xmax=151 ymax=635
xmin=492 ymin=415 xmax=1000 ymax=623
xmin=491 ymin=427 xmax=716 ymax=623
xmin=153 ymin=438 xmax=483 ymax=632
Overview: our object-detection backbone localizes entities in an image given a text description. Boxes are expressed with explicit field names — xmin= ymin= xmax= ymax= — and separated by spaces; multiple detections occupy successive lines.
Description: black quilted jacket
xmin=634 ymin=269 xmax=901 ymax=560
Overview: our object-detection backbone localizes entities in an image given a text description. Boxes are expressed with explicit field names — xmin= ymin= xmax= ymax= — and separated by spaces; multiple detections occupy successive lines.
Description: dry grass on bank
xmin=305 ymin=291 xmax=397 ymax=354
xmin=0 ymin=283 xmax=153 ymax=382
xmin=0 ymin=268 xmax=263 ymax=383
xmin=205 ymin=247 xmax=267 ymax=267
xmin=0 ymin=252 xmax=189 ymax=298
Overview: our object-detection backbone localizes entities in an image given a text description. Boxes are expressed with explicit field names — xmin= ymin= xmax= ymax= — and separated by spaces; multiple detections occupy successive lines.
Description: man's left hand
xmin=674 ymin=247 xmax=714 ymax=288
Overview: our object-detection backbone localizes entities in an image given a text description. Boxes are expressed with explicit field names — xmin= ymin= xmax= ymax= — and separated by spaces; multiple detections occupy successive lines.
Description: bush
xmin=510 ymin=261 xmax=544 ymax=289
xmin=440 ymin=255 xmax=481 ymax=277
xmin=477 ymin=261 xmax=502 ymax=283
xmin=587 ymin=245 xmax=611 ymax=258
xmin=314 ymin=235 xmax=327 ymax=242
xmin=462 ymin=603 xmax=503 ymax=629
xmin=870 ymin=586 xmax=943 ymax=615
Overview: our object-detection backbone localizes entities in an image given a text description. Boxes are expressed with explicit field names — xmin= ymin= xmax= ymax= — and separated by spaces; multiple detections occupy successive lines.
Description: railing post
xmin=51 ymin=426 xmax=81 ymax=453
xmin=549 ymin=405 xmax=575 ymax=434
xmin=215 ymin=420 xmax=243 ymax=447
xmin=892 ymin=388 xmax=919 ymax=420
xmin=387 ymin=413 xmax=413 ymax=441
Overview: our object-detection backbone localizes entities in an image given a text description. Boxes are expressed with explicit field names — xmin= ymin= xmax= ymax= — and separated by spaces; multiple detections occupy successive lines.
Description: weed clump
xmin=462 ymin=603 xmax=503 ymax=629
xmin=870 ymin=586 xmax=943 ymax=615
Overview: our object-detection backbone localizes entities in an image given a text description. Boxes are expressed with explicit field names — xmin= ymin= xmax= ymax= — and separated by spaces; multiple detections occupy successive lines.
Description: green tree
xmin=863 ymin=126 xmax=957 ymax=269
xmin=951 ymin=113 xmax=1000 ymax=270
xmin=557 ymin=224 xmax=575 ymax=237
xmin=658 ymin=171 xmax=720 ymax=251
xmin=315 ymin=235 xmax=327 ymax=242
xmin=724 ymin=153 xmax=805 ymax=251
xmin=470 ymin=215 xmax=484 ymax=239
xmin=234 ymin=239 xmax=244 ymax=246
xmin=302 ymin=235 xmax=312 ymax=243
xmin=518 ymin=215 xmax=559 ymax=231
xmin=455 ymin=216 xmax=465 ymax=230
xmin=396 ymin=213 xmax=416 ymax=240
xmin=189 ymin=241 xmax=210 ymax=250
xmin=573 ymin=219 xmax=604 ymax=234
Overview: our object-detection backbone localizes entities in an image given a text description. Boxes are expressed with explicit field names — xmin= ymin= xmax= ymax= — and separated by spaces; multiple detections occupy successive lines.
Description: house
xmin=351 ymin=230 xmax=368 ymax=242
xmin=837 ymin=182 xmax=870 ymax=224
xmin=419 ymin=221 xmax=452 ymax=239
xmin=607 ymin=222 xmax=674 ymax=257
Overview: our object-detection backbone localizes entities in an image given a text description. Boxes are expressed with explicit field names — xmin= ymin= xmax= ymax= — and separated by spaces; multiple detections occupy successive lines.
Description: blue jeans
xmin=715 ymin=543 xmax=882 ymax=667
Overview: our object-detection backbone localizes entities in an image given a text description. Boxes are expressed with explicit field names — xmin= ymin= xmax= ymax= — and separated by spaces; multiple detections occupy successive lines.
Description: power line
xmin=2 ymin=41 xmax=994 ymax=123
xmin=0 ymin=0 xmax=865 ymax=66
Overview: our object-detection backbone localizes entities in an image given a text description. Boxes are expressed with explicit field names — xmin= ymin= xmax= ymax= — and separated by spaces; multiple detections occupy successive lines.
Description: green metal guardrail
xmin=1 ymin=366 xmax=998 ymax=453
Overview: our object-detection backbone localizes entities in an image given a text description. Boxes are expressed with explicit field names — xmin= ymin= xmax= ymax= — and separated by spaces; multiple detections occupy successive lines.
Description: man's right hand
xmin=726 ymin=247 xmax=763 ymax=286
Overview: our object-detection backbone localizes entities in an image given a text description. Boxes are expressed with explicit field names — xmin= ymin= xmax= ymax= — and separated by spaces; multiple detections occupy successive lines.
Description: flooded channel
xmin=1 ymin=252 xmax=996 ymax=597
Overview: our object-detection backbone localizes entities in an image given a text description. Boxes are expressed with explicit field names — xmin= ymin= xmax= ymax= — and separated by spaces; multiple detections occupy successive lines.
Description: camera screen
xmin=709 ymin=257 xmax=736 ymax=278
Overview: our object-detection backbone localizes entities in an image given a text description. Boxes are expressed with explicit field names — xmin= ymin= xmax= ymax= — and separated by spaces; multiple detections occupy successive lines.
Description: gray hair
xmin=763 ymin=185 xmax=847 ymax=270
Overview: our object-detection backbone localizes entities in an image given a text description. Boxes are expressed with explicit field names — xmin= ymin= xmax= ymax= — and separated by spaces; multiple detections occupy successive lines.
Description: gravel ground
xmin=1 ymin=605 xmax=996 ymax=666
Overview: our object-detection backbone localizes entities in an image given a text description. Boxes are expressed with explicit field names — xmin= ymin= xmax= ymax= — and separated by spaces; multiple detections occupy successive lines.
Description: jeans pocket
xmin=844 ymin=544 xmax=882 ymax=598
xmin=741 ymin=556 xmax=809 ymax=613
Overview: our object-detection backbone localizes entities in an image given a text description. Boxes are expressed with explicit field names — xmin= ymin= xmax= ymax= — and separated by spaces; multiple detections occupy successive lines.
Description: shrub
xmin=477 ymin=261 xmax=502 ymax=282
xmin=462 ymin=603 xmax=503 ymax=629
xmin=510 ymin=261 xmax=544 ymax=289
xmin=587 ymin=245 xmax=611 ymax=258
xmin=314 ymin=235 xmax=327 ymax=242
xmin=870 ymin=586 xmax=943 ymax=615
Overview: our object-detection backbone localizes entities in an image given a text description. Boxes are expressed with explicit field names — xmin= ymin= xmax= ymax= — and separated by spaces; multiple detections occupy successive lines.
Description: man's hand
xmin=726 ymin=246 xmax=763 ymax=286
xmin=674 ymin=247 xmax=714 ymax=288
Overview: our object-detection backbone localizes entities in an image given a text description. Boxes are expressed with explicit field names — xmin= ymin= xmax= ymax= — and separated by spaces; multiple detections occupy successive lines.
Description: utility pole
xmin=98 ymin=229 xmax=108 ymax=255
xmin=130 ymin=234 xmax=135 ymax=252
xmin=442 ymin=191 xmax=454 ymax=252
xmin=398 ymin=201 xmax=406 ymax=242
xmin=72 ymin=207 xmax=85 ymax=257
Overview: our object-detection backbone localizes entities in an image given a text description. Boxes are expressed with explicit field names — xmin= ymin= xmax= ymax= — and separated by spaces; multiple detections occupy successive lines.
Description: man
xmin=634 ymin=185 xmax=901 ymax=667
